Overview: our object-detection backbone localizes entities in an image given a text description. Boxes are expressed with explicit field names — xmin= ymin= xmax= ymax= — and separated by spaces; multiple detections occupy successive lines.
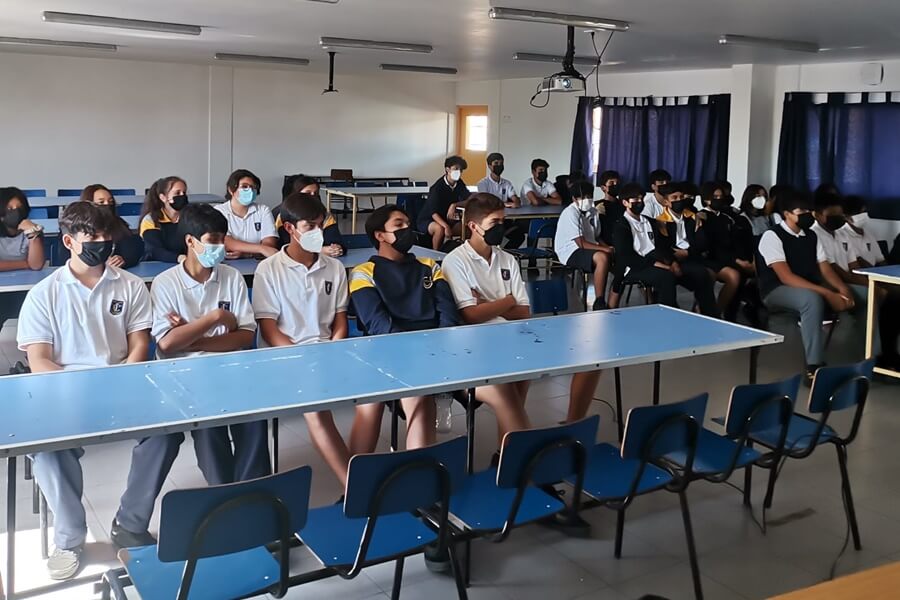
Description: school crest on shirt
xmin=254 ymin=222 xmax=261 ymax=232
xmin=218 ymin=301 xmax=231 ymax=312
xmin=109 ymin=300 xmax=124 ymax=316
xmin=866 ymin=243 xmax=872 ymax=251
xmin=423 ymin=274 xmax=434 ymax=289
xmin=324 ymin=281 xmax=333 ymax=295
xmin=501 ymin=268 xmax=511 ymax=281
xmin=843 ymin=242 xmax=849 ymax=251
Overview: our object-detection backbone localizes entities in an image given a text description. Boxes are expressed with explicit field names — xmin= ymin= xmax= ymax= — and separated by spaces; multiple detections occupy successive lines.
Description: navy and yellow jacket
xmin=350 ymin=254 xmax=460 ymax=335
xmin=654 ymin=208 xmax=706 ymax=263
xmin=140 ymin=213 xmax=186 ymax=263
xmin=274 ymin=210 xmax=346 ymax=252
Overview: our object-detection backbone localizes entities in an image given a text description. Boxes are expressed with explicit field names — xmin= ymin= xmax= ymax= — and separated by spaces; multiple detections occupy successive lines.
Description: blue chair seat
xmin=299 ymin=504 xmax=437 ymax=567
xmin=448 ymin=468 xmax=563 ymax=531
xmin=121 ymin=544 xmax=279 ymax=600
xmin=667 ymin=429 xmax=763 ymax=475
xmin=571 ymin=444 xmax=674 ymax=500
xmin=750 ymin=414 xmax=835 ymax=452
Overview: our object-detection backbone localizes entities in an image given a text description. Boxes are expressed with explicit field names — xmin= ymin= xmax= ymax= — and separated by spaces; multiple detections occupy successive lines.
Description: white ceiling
xmin=2 ymin=0 xmax=900 ymax=79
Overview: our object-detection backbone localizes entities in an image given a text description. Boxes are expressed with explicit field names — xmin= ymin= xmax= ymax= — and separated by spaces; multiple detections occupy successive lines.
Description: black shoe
xmin=592 ymin=297 xmax=608 ymax=311
xmin=547 ymin=511 xmax=592 ymax=538
xmin=110 ymin=519 xmax=157 ymax=549
xmin=423 ymin=543 xmax=450 ymax=574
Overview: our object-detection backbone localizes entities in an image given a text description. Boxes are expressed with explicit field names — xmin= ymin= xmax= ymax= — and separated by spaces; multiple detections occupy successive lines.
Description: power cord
xmin=588 ymin=30 xmax=614 ymax=99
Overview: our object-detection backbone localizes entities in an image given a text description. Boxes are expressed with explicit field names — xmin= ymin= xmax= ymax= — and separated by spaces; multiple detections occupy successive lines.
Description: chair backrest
xmin=29 ymin=207 xmax=50 ymax=220
xmin=344 ymin=436 xmax=466 ymax=519
xmin=355 ymin=181 xmax=385 ymax=187
xmin=528 ymin=218 xmax=557 ymax=240
xmin=497 ymin=416 xmax=599 ymax=488
xmin=57 ymin=189 xmax=82 ymax=197
xmin=331 ymin=168 xmax=354 ymax=181
xmin=157 ymin=465 xmax=311 ymax=562
xmin=328 ymin=181 xmax=354 ymax=188
xmin=622 ymin=393 xmax=707 ymax=461
xmin=22 ymin=189 xmax=46 ymax=198
xmin=344 ymin=233 xmax=371 ymax=249
xmin=724 ymin=375 xmax=801 ymax=437
xmin=110 ymin=188 xmax=137 ymax=197
xmin=116 ymin=203 xmax=142 ymax=216
xmin=414 ymin=181 xmax=428 ymax=187
xmin=527 ymin=278 xmax=568 ymax=315
xmin=808 ymin=360 xmax=875 ymax=414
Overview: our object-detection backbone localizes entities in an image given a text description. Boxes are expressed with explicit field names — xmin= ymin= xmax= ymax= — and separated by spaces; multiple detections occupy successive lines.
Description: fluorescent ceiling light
xmin=0 ymin=36 xmax=116 ymax=52
xmin=513 ymin=52 xmax=609 ymax=67
xmin=380 ymin=63 xmax=457 ymax=75
xmin=718 ymin=34 xmax=819 ymax=54
xmin=42 ymin=11 xmax=202 ymax=36
xmin=215 ymin=53 xmax=309 ymax=66
xmin=306 ymin=0 xmax=339 ymax=3
xmin=489 ymin=7 xmax=629 ymax=32
xmin=319 ymin=37 xmax=432 ymax=53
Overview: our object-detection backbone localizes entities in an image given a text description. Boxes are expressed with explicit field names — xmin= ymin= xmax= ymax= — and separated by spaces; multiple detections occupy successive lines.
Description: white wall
xmin=0 ymin=52 xmax=456 ymax=205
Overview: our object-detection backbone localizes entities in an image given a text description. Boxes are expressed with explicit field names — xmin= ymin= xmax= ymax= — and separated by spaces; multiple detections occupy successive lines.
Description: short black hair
xmin=842 ymin=194 xmax=867 ymax=216
xmin=225 ymin=169 xmax=261 ymax=200
xmin=658 ymin=182 xmax=681 ymax=197
xmin=598 ymin=170 xmax=620 ymax=185
xmin=531 ymin=158 xmax=550 ymax=172
xmin=59 ymin=201 xmax=122 ymax=239
xmin=178 ymin=203 xmax=228 ymax=240
xmin=648 ymin=169 xmax=672 ymax=184
xmin=445 ymin=155 xmax=468 ymax=170
xmin=486 ymin=152 xmax=504 ymax=164
xmin=280 ymin=192 xmax=327 ymax=227
xmin=569 ymin=180 xmax=594 ymax=200
xmin=366 ymin=204 xmax=408 ymax=249
xmin=619 ymin=182 xmax=645 ymax=200
xmin=814 ymin=191 xmax=843 ymax=212
xmin=681 ymin=181 xmax=700 ymax=198
xmin=464 ymin=193 xmax=505 ymax=225
xmin=780 ymin=188 xmax=813 ymax=213
xmin=700 ymin=180 xmax=726 ymax=201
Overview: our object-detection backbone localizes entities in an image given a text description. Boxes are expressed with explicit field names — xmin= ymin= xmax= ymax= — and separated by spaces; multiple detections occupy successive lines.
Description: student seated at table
xmin=80 ymin=184 xmax=144 ymax=268
xmin=215 ymin=168 xmax=278 ymax=259
xmin=520 ymin=158 xmax=561 ymax=206
xmin=840 ymin=195 xmax=886 ymax=270
xmin=418 ymin=155 xmax=470 ymax=250
xmin=252 ymin=192 xmax=352 ymax=484
xmin=642 ymin=169 xmax=671 ymax=218
xmin=0 ymin=186 xmax=45 ymax=332
xmin=151 ymin=203 xmax=270 ymax=484
xmin=756 ymin=189 xmax=855 ymax=383
xmin=476 ymin=152 xmax=526 ymax=249
xmin=350 ymin=205 xmax=458 ymax=454
xmin=610 ymin=183 xmax=679 ymax=309
xmin=274 ymin=175 xmax=345 ymax=257
xmin=16 ymin=202 xmax=171 ymax=578
xmin=596 ymin=170 xmax=624 ymax=246
xmin=554 ymin=180 xmax=614 ymax=310
xmin=654 ymin=183 xmax=719 ymax=317
xmin=139 ymin=176 xmax=190 ymax=263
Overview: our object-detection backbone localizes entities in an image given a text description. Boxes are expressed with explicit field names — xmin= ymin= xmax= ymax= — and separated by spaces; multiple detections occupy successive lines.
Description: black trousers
xmin=625 ymin=266 xmax=678 ymax=307
xmin=192 ymin=421 xmax=272 ymax=485
xmin=676 ymin=260 xmax=720 ymax=317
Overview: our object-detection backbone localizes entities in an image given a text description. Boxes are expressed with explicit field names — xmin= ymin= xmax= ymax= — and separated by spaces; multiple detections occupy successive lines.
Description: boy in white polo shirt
xmin=17 ymin=203 xmax=162 ymax=580
xmin=150 ymin=203 xmax=269 ymax=485
xmin=554 ymin=180 xmax=614 ymax=310
xmin=215 ymin=168 xmax=279 ymax=259
xmin=520 ymin=158 xmax=562 ymax=206
xmin=252 ymin=192 xmax=352 ymax=484
xmin=642 ymin=169 xmax=671 ymax=219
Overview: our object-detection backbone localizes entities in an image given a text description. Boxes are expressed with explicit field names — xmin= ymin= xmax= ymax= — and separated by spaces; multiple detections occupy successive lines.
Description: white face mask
xmin=577 ymin=198 xmax=593 ymax=212
xmin=751 ymin=196 xmax=767 ymax=210
xmin=296 ymin=227 xmax=324 ymax=253
xmin=449 ymin=169 xmax=462 ymax=182
xmin=850 ymin=213 xmax=870 ymax=227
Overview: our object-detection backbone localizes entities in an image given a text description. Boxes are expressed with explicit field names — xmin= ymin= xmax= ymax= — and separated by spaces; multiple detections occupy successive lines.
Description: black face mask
xmin=77 ymin=240 xmax=114 ymax=267
xmin=536 ymin=171 xmax=548 ymax=183
xmin=491 ymin=164 xmax=505 ymax=177
xmin=606 ymin=184 xmax=619 ymax=198
xmin=481 ymin=223 xmax=505 ymax=246
xmin=170 ymin=194 xmax=189 ymax=211
xmin=669 ymin=200 xmax=685 ymax=214
xmin=710 ymin=197 xmax=726 ymax=212
xmin=797 ymin=213 xmax=816 ymax=231
xmin=390 ymin=227 xmax=416 ymax=254
xmin=825 ymin=215 xmax=846 ymax=232
xmin=2 ymin=208 xmax=24 ymax=230
xmin=629 ymin=201 xmax=645 ymax=215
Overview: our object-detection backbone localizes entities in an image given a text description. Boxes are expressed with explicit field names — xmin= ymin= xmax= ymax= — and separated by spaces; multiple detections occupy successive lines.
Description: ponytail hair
xmin=141 ymin=176 xmax=185 ymax=225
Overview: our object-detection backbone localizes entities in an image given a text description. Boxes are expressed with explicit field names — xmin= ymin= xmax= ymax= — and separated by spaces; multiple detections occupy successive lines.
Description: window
xmin=590 ymin=105 xmax=603 ymax=177
xmin=465 ymin=115 xmax=488 ymax=152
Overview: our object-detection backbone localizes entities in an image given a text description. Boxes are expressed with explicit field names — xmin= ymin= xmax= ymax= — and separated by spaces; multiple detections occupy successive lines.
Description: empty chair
xmin=22 ymin=189 xmax=46 ymax=198
xmin=527 ymin=277 xmax=569 ymax=316
xmin=57 ymin=189 xmax=82 ymax=197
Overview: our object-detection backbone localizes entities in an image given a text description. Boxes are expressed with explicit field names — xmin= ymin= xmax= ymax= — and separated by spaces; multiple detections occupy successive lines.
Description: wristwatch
xmin=24 ymin=224 xmax=44 ymax=239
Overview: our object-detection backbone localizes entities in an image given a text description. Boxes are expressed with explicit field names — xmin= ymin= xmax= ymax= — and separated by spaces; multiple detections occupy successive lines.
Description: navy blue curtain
xmin=570 ymin=96 xmax=595 ymax=177
xmin=595 ymin=95 xmax=730 ymax=187
xmin=777 ymin=92 xmax=900 ymax=220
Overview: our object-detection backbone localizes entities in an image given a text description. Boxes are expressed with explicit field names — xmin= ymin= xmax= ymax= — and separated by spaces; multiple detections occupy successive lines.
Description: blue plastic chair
xmin=110 ymin=188 xmax=137 ymax=197
xmin=344 ymin=233 xmax=371 ymax=250
xmin=29 ymin=207 xmax=49 ymax=220
xmin=22 ymin=189 xmax=46 ymax=198
xmin=746 ymin=360 xmax=874 ymax=550
xmin=527 ymin=277 xmax=569 ymax=315
xmin=509 ymin=219 xmax=557 ymax=273
xmin=116 ymin=203 xmax=142 ymax=216
xmin=57 ymin=189 xmax=82 ymax=197
xmin=102 ymin=465 xmax=311 ymax=600
xmin=298 ymin=436 xmax=468 ymax=598
xmin=570 ymin=394 xmax=706 ymax=600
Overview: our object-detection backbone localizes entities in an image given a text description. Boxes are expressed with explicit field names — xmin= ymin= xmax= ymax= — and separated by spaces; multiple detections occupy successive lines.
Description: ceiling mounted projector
xmin=539 ymin=73 xmax=585 ymax=93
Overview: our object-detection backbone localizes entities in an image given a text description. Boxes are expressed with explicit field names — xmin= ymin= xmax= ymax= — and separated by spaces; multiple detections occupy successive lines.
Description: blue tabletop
xmin=854 ymin=264 xmax=900 ymax=282
xmin=0 ymin=305 xmax=782 ymax=456
xmin=28 ymin=194 xmax=225 ymax=209
xmin=36 ymin=215 xmax=140 ymax=235
xmin=505 ymin=205 xmax=563 ymax=218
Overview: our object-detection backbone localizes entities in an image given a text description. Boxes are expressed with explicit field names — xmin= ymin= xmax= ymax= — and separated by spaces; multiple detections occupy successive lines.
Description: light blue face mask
xmin=193 ymin=240 xmax=226 ymax=268
xmin=237 ymin=187 xmax=257 ymax=206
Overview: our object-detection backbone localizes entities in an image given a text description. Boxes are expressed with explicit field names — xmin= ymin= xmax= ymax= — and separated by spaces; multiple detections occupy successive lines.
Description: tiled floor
xmin=1 ymin=287 xmax=898 ymax=599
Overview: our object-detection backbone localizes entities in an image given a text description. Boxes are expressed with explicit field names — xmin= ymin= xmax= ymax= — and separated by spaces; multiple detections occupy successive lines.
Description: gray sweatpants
xmin=764 ymin=286 xmax=826 ymax=366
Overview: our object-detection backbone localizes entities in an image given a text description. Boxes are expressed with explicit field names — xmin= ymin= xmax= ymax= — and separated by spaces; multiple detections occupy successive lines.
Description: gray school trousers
xmin=763 ymin=286 xmax=826 ymax=366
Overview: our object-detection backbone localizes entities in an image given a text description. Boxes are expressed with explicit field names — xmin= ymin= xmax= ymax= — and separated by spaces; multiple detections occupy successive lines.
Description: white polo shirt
xmin=252 ymin=247 xmax=348 ymax=347
xmin=520 ymin=178 xmax=557 ymax=205
xmin=150 ymin=262 xmax=256 ymax=359
xmin=811 ymin=221 xmax=853 ymax=271
xmin=837 ymin=223 xmax=884 ymax=266
xmin=442 ymin=242 xmax=530 ymax=323
xmin=758 ymin=222 xmax=828 ymax=266
xmin=214 ymin=202 xmax=278 ymax=245
xmin=554 ymin=203 xmax=602 ymax=265
xmin=624 ymin=211 xmax=656 ymax=257
xmin=642 ymin=193 xmax=665 ymax=219
xmin=477 ymin=175 xmax=518 ymax=202
xmin=17 ymin=264 xmax=152 ymax=370
xmin=668 ymin=212 xmax=690 ymax=250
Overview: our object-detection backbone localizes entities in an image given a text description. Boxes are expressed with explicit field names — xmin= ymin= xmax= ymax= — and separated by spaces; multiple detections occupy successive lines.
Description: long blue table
xmin=28 ymin=194 xmax=225 ymax=210
xmin=854 ymin=265 xmax=900 ymax=380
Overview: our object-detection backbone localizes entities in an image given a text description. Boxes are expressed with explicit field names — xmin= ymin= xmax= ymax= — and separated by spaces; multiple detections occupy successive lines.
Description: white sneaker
xmin=47 ymin=546 xmax=82 ymax=580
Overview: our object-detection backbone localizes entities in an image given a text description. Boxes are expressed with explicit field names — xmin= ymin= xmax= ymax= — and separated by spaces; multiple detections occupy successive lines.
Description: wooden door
xmin=456 ymin=105 xmax=489 ymax=181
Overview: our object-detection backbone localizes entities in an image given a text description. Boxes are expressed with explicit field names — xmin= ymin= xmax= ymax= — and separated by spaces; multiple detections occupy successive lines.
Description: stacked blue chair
xmin=527 ymin=277 xmax=569 ymax=316
xmin=569 ymin=395 xmax=707 ymax=600
xmin=102 ymin=465 xmax=311 ymax=599
xmin=297 ymin=436 xmax=468 ymax=599
xmin=509 ymin=219 xmax=558 ymax=275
